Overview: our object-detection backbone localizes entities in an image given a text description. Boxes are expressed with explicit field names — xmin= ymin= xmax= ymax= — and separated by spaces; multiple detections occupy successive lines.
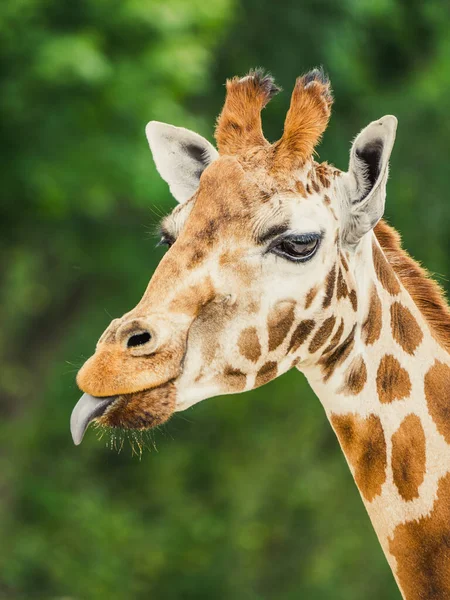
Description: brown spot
xmin=319 ymin=325 xmax=356 ymax=381
xmin=187 ymin=248 xmax=206 ymax=269
xmin=305 ymin=286 xmax=318 ymax=310
xmin=238 ymin=327 xmax=261 ymax=362
xmin=323 ymin=318 xmax=344 ymax=354
xmin=288 ymin=319 xmax=315 ymax=353
xmin=391 ymin=302 xmax=423 ymax=355
xmin=389 ymin=472 xmax=450 ymax=600
xmin=375 ymin=218 xmax=450 ymax=356
xmin=336 ymin=269 xmax=349 ymax=300
xmin=322 ymin=264 xmax=336 ymax=308
xmin=255 ymin=361 xmax=278 ymax=387
xmin=331 ymin=413 xmax=387 ymax=502
xmin=340 ymin=355 xmax=367 ymax=395
xmin=308 ymin=316 xmax=336 ymax=354
xmin=324 ymin=194 xmax=331 ymax=205
xmin=316 ymin=165 xmax=331 ymax=188
xmin=391 ymin=414 xmax=426 ymax=501
xmin=340 ymin=252 xmax=349 ymax=272
xmin=361 ymin=285 xmax=382 ymax=345
xmin=349 ymin=290 xmax=358 ymax=312
xmin=223 ymin=365 xmax=247 ymax=391
xmin=295 ymin=180 xmax=307 ymax=198
xmin=312 ymin=179 xmax=320 ymax=194
xmin=267 ymin=300 xmax=296 ymax=351
xmin=376 ymin=354 xmax=411 ymax=404
xmin=373 ymin=240 xmax=401 ymax=295
xmin=306 ymin=183 xmax=312 ymax=195
xmin=424 ymin=361 xmax=450 ymax=444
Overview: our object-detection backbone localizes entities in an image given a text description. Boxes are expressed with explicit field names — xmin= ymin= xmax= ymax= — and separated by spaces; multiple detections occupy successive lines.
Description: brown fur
xmin=304 ymin=286 xmax=318 ymax=310
xmin=424 ymin=361 xmax=450 ymax=444
xmin=331 ymin=413 xmax=387 ymax=502
xmin=375 ymin=219 xmax=450 ymax=354
xmin=99 ymin=382 xmax=176 ymax=430
xmin=273 ymin=69 xmax=333 ymax=168
xmin=389 ymin=472 xmax=450 ymax=600
xmin=336 ymin=268 xmax=349 ymax=300
xmin=308 ymin=316 xmax=336 ymax=354
xmin=315 ymin=162 xmax=332 ymax=188
xmin=319 ymin=325 xmax=356 ymax=382
xmin=238 ymin=327 xmax=262 ymax=362
xmin=295 ymin=180 xmax=307 ymax=198
xmin=322 ymin=264 xmax=336 ymax=309
xmin=288 ymin=319 xmax=315 ymax=353
xmin=372 ymin=238 xmax=401 ymax=295
xmin=339 ymin=355 xmax=367 ymax=396
xmin=215 ymin=70 xmax=280 ymax=156
xmin=361 ymin=284 xmax=382 ymax=345
xmin=77 ymin=343 xmax=183 ymax=398
xmin=391 ymin=414 xmax=426 ymax=501
xmin=323 ymin=318 xmax=344 ymax=354
xmin=222 ymin=365 xmax=247 ymax=392
xmin=390 ymin=302 xmax=423 ymax=355
xmin=168 ymin=277 xmax=216 ymax=317
xmin=255 ymin=361 xmax=278 ymax=387
xmin=267 ymin=300 xmax=296 ymax=351
xmin=376 ymin=354 xmax=411 ymax=404
xmin=194 ymin=301 xmax=230 ymax=364
xmin=340 ymin=252 xmax=349 ymax=272
xmin=349 ymin=289 xmax=358 ymax=312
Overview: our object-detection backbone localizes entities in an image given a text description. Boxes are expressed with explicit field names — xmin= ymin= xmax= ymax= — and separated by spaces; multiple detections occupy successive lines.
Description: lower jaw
xmin=71 ymin=382 xmax=177 ymax=445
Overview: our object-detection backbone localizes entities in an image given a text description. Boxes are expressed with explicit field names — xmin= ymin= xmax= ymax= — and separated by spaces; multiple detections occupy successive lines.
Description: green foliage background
xmin=1 ymin=0 xmax=450 ymax=598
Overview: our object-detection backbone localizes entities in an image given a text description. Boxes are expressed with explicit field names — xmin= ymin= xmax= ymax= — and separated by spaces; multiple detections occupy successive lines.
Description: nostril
xmin=127 ymin=331 xmax=151 ymax=348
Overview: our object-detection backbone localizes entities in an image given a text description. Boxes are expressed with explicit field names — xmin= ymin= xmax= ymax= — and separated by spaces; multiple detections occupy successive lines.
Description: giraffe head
xmin=71 ymin=68 xmax=397 ymax=445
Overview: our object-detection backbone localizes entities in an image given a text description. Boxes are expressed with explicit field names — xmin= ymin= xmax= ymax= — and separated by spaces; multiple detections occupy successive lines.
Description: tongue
xmin=70 ymin=393 xmax=115 ymax=445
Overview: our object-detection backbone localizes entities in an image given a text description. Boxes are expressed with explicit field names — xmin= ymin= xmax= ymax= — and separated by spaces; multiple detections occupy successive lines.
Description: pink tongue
xmin=70 ymin=393 xmax=115 ymax=445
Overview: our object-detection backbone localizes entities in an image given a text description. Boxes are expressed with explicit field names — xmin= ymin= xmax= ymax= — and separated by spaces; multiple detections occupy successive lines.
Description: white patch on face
xmin=287 ymin=193 xmax=331 ymax=234
xmin=175 ymin=381 xmax=224 ymax=411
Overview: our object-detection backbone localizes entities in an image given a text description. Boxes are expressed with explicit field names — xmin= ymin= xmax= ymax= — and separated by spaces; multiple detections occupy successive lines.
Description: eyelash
xmin=267 ymin=233 xmax=322 ymax=263
xmin=156 ymin=235 xmax=175 ymax=248
xmin=157 ymin=232 xmax=321 ymax=263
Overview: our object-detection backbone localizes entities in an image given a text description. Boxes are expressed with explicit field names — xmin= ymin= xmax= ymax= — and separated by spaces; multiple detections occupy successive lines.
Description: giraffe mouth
xmin=70 ymin=381 xmax=177 ymax=445
xmin=70 ymin=393 xmax=118 ymax=445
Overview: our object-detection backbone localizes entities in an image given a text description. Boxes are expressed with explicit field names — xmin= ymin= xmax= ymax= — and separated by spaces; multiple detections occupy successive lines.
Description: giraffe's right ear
xmin=145 ymin=121 xmax=219 ymax=203
xmin=341 ymin=115 xmax=397 ymax=246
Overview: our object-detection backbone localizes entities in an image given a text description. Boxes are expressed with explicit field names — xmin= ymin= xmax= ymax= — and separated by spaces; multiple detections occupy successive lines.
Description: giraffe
xmin=71 ymin=68 xmax=450 ymax=599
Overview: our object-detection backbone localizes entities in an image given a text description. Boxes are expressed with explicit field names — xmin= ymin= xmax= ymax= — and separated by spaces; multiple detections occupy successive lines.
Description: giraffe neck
xmin=301 ymin=231 xmax=450 ymax=600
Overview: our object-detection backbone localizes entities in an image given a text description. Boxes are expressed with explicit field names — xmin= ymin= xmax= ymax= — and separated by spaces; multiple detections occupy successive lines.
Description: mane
xmin=374 ymin=219 xmax=450 ymax=353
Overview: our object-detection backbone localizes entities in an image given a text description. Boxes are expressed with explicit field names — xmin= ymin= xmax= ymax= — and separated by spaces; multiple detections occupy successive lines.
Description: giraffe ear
xmin=341 ymin=115 xmax=397 ymax=246
xmin=145 ymin=121 xmax=219 ymax=203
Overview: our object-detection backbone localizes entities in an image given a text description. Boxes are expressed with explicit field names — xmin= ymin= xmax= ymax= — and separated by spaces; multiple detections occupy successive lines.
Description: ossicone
xmin=214 ymin=68 xmax=281 ymax=155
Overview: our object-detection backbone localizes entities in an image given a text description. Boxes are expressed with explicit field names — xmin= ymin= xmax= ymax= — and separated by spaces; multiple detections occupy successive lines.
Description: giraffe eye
xmin=270 ymin=234 xmax=321 ymax=263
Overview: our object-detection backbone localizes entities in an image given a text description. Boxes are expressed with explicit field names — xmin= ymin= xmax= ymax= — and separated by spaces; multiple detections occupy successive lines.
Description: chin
xmin=71 ymin=381 xmax=177 ymax=445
